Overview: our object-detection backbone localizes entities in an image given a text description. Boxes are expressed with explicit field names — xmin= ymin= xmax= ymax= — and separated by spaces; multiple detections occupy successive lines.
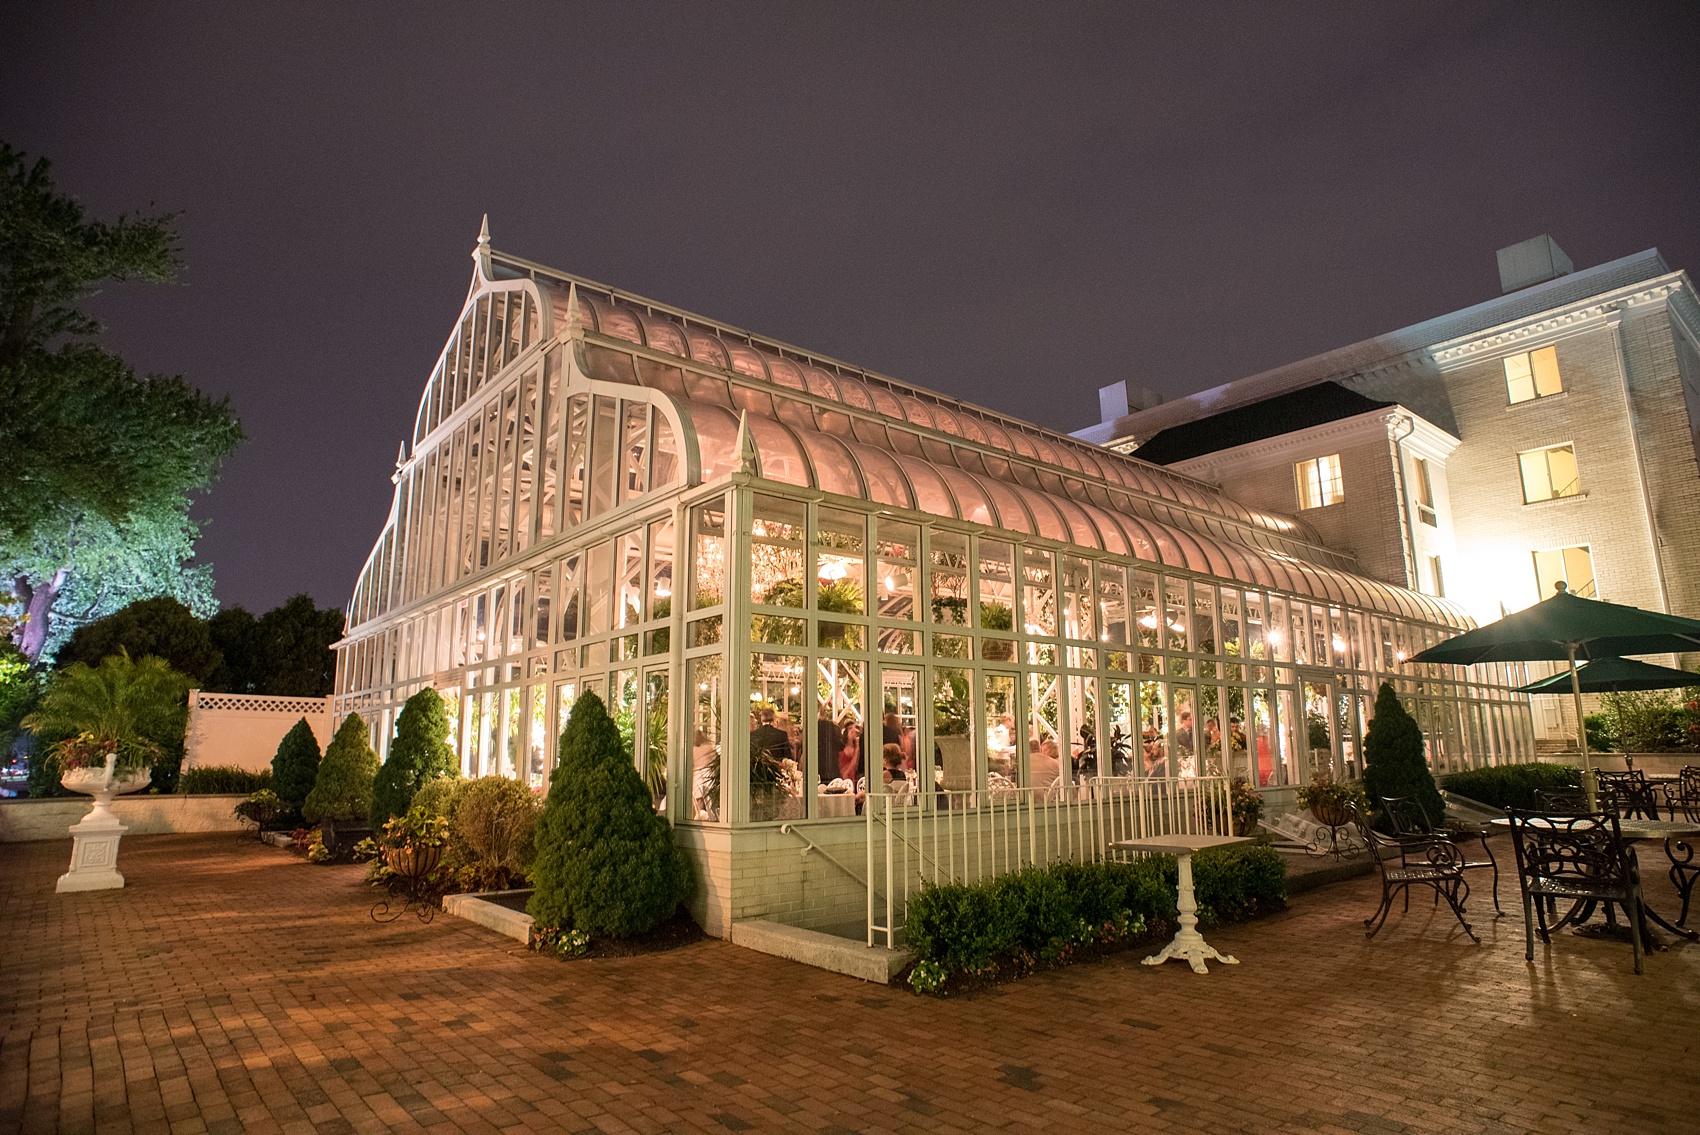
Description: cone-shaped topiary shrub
xmin=1362 ymin=681 xmax=1445 ymax=826
xmin=270 ymin=717 xmax=321 ymax=816
xmin=529 ymin=691 xmax=689 ymax=937
xmin=370 ymin=689 xmax=456 ymax=827
xmin=303 ymin=713 xmax=378 ymax=828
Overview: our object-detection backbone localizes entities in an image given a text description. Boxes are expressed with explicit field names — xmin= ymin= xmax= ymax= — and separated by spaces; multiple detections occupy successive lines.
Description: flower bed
xmin=903 ymin=844 xmax=1286 ymax=995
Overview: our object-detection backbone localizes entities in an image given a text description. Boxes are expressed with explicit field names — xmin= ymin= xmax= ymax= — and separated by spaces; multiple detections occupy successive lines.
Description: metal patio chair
xmin=1380 ymin=794 xmax=1501 ymax=915
xmin=1505 ymin=809 xmax=1645 ymax=975
xmin=1349 ymin=803 xmax=1477 ymax=943
xmin=1596 ymin=770 xmax=1661 ymax=820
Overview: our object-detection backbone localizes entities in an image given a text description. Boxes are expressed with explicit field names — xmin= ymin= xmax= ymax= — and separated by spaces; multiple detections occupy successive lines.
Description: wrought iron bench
xmin=1380 ymin=794 xmax=1501 ymax=915
xmin=1348 ymin=803 xmax=1477 ymax=943
xmin=1505 ymin=809 xmax=1646 ymax=974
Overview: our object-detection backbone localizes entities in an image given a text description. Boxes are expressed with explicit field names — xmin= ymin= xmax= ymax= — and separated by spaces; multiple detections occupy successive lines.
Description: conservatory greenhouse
xmin=334 ymin=227 xmax=1536 ymax=939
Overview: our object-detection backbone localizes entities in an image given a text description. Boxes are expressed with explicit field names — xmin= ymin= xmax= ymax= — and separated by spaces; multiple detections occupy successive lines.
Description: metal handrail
xmin=778 ymin=823 xmax=876 ymax=893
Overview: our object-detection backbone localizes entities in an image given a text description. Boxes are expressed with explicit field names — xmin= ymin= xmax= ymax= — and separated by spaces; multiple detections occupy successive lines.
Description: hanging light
xmin=1139 ymin=612 xmax=1159 ymax=629
xmin=818 ymin=559 xmax=848 ymax=581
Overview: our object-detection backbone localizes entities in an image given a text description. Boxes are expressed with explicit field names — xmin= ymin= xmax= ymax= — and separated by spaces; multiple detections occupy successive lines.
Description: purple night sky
xmin=3 ymin=1 xmax=1697 ymax=613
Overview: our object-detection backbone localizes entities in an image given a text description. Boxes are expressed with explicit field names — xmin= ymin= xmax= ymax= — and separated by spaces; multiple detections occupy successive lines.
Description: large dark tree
xmin=252 ymin=595 xmax=343 ymax=697
xmin=55 ymin=596 xmax=221 ymax=686
xmin=205 ymin=607 xmax=260 ymax=693
xmin=1362 ymin=681 xmax=1446 ymax=826
xmin=0 ymin=142 xmax=242 ymax=661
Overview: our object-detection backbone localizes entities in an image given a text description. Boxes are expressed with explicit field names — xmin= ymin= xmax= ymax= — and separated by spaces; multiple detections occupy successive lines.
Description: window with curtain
xmin=1294 ymin=454 xmax=1344 ymax=510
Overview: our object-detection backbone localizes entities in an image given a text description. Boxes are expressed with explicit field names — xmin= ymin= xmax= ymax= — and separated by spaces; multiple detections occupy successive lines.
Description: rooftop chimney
xmin=1098 ymin=380 xmax=1164 ymax=424
xmin=1497 ymin=235 xmax=1573 ymax=294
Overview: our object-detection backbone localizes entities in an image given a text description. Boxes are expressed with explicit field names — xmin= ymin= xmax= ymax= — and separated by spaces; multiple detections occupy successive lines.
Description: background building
xmin=1075 ymin=236 xmax=1700 ymax=743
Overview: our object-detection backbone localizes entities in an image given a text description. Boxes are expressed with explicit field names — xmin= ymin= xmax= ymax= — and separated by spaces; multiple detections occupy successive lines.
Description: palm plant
xmin=24 ymin=652 xmax=190 ymax=769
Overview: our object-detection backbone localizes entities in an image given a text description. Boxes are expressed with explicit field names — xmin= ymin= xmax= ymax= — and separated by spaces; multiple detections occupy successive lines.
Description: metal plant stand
xmin=371 ymin=844 xmax=443 ymax=924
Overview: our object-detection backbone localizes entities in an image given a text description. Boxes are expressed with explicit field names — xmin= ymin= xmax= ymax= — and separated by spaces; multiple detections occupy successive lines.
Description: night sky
xmin=3 ymin=2 xmax=1698 ymax=614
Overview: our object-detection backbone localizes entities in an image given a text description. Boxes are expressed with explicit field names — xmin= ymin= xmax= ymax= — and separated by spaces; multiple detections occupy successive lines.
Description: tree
xmin=1362 ymin=682 xmax=1445 ymax=826
xmin=55 ymin=596 xmax=221 ymax=686
xmin=270 ymin=717 xmax=322 ymax=816
xmin=206 ymin=607 xmax=260 ymax=693
xmin=251 ymin=594 xmax=343 ymax=696
xmin=303 ymin=713 xmax=377 ymax=831
xmin=529 ymin=691 xmax=689 ymax=938
xmin=0 ymin=142 xmax=242 ymax=662
xmin=370 ymin=689 xmax=455 ymax=827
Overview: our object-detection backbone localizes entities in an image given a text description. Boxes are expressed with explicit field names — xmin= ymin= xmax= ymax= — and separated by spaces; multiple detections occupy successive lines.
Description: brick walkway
xmin=2 ymin=834 xmax=1697 ymax=1135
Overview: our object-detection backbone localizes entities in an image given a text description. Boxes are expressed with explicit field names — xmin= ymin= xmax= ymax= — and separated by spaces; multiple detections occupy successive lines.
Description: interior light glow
xmin=818 ymin=560 xmax=849 ymax=581
xmin=1138 ymin=613 xmax=1159 ymax=629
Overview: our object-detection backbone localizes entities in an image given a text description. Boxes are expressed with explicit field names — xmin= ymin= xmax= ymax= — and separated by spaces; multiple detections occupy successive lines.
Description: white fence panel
xmin=184 ymin=690 xmax=333 ymax=773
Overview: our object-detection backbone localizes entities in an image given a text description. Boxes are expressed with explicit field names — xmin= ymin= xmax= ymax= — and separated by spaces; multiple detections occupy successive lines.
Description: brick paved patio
xmin=3 ymin=833 xmax=1696 ymax=1135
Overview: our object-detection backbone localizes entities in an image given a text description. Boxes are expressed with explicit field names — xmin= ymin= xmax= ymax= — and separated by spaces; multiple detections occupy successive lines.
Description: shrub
xmin=903 ymin=846 xmax=1285 ymax=983
xmin=303 ymin=713 xmax=377 ymax=829
xmin=1442 ymin=762 xmax=1581 ymax=811
xmin=234 ymin=788 xmax=283 ymax=830
xmin=411 ymin=775 xmax=465 ymax=820
xmin=270 ymin=717 xmax=321 ymax=814
xmin=448 ymin=776 xmax=539 ymax=891
xmin=371 ymin=689 xmax=456 ymax=828
xmin=24 ymin=652 xmax=190 ymax=759
xmin=180 ymin=765 xmax=272 ymax=794
xmin=529 ymin=691 xmax=689 ymax=938
xmin=1362 ymin=682 xmax=1444 ymax=826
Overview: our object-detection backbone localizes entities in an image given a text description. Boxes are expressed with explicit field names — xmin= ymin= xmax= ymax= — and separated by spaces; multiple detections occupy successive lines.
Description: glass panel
xmin=1021 ymin=547 xmax=1056 ymax=638
xmin=750 ymin=653 xmax=805 ymax=822
xmin=1164 ymin=579 xmax=1190 ymax=653
xmin=478 ymin=401 xmax=499 ymax=568
xmin=1532 ymin=345 xmax=1562 ymax=397
xmin=612 ymin=668 xmax=639 ymax=762
xmin=1105 ymin=680 xmax=1135 ymax=776
xmin=1171 ymin=686 xmax=1197 ymax=777
xmin=621 ymin=402 xmax=649 ymax=503
xmin=978 ymin=539 xmax=1015 ymax=631
xmin=817 ymin=658 xmax=866 ymax=803
xmin=644 ymin=670 xmax=669 ymax=812
xmin=1302 ymin=680 xmax=1334 ymax=782
xmin=494 ymin=386 xmax=518 ymax=560
xmin=689 ymin=655 xmax=723 ymax=822
xmin=875 ymin=519 xmax=918 ymax=622
xmin=879 ymin=668 xmax=919 ymax=797
xmin=515 ymin=369 xmax=538 ymax=552
xmin=690 ymin=500 xmax=726 ymax=609
xmin=534 ymin=566 xmax=553 ymax=647
xmin=1027 ymin=670 xmax=1062 ymax=790
xmin=1140 ymin=679 xmax=1167 ymax=776
xmin=615 ymin=529 xmax=645 ymax=630
xmin=506 ymin=578 xmax=525 ymax=656
xmin=585 ymin=541 xmax=613 ymax=636
xmin=815 ymin=506 xmax=866 ymax=615
xmin=751 ymin=494 xmax=806 ymax=608
xmin=1061 ymin=555 xmax=1093 ymax=642
xmin=1250 ymin=689 xmax=1273 ymax=787
xmin=1133 ymin=570 xmax=1159 ymax=648
xmin=877 ymin=627 xmax=918 ymax=654
xmin=447 ymin=427 xmax=468 ymax=583
xmin=651 ymin=414 xmax=679 ymax=487
xmin=934 ymin=667 xmax=974 ymax=793
xmin=1098 ymin=563 xmax=1127 ymax=646
xmin=527 ymin=684 xmax=548 ymax=788
xmin=753 ymin=613 xmax=806 ymax=646
xmin=588 ymin=395 xmax=618 ymax=517
xmin=928 ymin=530 xmax=969 ymax=626
xmin=564 ymin=394 xmax=588 ymax=527
xmin=1069 ymin=675 xmax=1098 ymax=780
xmin=688 ymin=616 xmax=722 ymax=647
xmin=558 ymin=554 xmax=580 ymax=643
xmin=984 ymin=673 xmax=1017 ymax=788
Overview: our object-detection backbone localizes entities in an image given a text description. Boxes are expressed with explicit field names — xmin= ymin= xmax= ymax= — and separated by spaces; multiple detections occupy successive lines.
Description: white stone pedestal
xmin=56 ymin=757 xmax=150 ymax=894
xmin=1110 ymin=832 xmax=1252 ymax=975
xmin=58 ymin=810 xmax=129 ymax=892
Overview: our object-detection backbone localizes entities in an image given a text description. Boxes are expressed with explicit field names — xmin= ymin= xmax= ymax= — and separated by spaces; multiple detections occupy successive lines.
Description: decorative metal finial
xmin=735 ymin=411 xmax=761 ymax=477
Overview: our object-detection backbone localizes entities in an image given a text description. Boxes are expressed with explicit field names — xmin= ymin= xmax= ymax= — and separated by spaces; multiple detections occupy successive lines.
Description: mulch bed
xmin=578 ymin=906 xmax=704 ymax=958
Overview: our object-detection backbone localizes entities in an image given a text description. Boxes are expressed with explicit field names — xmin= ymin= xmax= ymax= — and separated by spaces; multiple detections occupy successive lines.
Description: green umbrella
xmin=1409 ymin=581 xmax=1700 ymax=784
xmin=1514 ymin=655 xmax=1699 ymax=695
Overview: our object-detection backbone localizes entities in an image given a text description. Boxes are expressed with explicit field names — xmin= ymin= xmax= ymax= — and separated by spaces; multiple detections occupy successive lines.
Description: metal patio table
xmin=1111 ymin=833 xmax=1252 ymax=974
xmin=1491 ymin=816 xmax=1700 ymax=944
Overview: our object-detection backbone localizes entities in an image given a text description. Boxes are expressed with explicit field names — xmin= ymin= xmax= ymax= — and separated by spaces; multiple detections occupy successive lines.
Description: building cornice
xmin=1428 ymin=273 xmax=1689 ymax=372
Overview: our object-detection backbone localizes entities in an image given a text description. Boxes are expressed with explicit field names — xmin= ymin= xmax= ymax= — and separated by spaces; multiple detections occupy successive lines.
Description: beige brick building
xmin=1075 ymin=237 xmax=1700 ymax=740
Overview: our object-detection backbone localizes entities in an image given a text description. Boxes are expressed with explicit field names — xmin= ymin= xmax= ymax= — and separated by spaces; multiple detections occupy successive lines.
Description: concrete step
xmin=731 ymin=918 xmax=911 ymax=984
xmin=442 ymin=890 xmax=533 ymax=944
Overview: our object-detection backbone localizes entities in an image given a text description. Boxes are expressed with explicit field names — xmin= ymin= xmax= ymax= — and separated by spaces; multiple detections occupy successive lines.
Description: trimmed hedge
xmin=905 ymin=844 xmax=1286 ymax=978
xmin=1442 ymin=762 xmax=1580 ymax=811
xmin=179 ymin=765 xmax=272 ymax=794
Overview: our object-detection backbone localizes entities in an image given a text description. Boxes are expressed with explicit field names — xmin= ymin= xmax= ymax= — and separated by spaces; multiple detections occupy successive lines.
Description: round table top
xmin=1488 ymin=815 xmax=1700 ymax=840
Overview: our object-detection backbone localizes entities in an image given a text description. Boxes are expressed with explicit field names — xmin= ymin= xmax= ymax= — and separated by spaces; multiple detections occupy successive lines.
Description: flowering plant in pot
xmin=1229 ymin=777 xmax=1265 ymax=836
xmin=378 ymin=805 xmax=449 ymax=880
xmin=1295 ymin=773 xmax=1367 ymax=828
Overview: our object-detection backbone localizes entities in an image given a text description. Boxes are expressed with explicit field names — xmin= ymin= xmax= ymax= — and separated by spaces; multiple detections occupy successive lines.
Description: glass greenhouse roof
xmin=466 ymin=250 xmax=1472 ymax=630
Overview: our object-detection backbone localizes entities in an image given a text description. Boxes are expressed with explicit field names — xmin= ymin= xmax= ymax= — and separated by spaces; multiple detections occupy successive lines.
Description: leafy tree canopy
xmin=55 ymin=596 xmax=219 ymax=685
xmin=0 ymin=142 xmax=242 ymax=661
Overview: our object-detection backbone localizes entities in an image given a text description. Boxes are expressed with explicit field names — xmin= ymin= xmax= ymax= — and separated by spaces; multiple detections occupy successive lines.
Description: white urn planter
xmin=57 ymin=753 xmax=152 ymax=893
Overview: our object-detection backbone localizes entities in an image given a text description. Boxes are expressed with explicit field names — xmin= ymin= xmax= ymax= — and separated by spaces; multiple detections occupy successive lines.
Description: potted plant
xmin=1229 ymin=776 xmax=1264 ymax=836
xmin=303 ymin=713 xmax=379 ymax=861
xmin=379 ymin=805 xmax=449 ymax=878
xmin=1295 ymin=772 xmax=1367 ymax=829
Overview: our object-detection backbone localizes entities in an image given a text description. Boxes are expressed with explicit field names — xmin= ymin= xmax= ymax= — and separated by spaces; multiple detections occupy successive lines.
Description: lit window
xmin=1427 ymin=555 xmax=1445 ymax=598
xmin=1518 ymin=444 xmax=1580 ymax=503
xmin=1532 ymin=546 xmax=1596 ymax=599
xmin=1413 ymin=458 xmax=1437 ymax=526
xmin=1295 ymin=454 xmax=1344 ymax=510
xmin=1504 ymin=345 xmax=1562 ymax=405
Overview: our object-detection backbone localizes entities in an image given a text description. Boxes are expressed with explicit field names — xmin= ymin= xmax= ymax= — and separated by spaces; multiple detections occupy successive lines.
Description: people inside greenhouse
xmin=692 ymin=729 xmax=720 ymax=822
xmin=1144 ymin=735 xmax=1168 ymax=778
xmin=749 ymin=707 xmax=791 ymax=767
xmin=1031 ymin=737 xmax=1061 ymax=791
xmin=838 ymin=721 xmax=864 ymax=783
xmin=816 ymin=704 xmax=843 ymax=787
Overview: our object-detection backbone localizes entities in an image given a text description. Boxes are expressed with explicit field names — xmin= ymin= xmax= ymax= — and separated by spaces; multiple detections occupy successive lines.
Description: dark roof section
xmin=1133 ymin=382 xmax=1395 ymax=465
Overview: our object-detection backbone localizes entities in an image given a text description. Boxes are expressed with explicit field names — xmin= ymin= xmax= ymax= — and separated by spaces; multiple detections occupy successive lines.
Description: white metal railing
xmin=864 ymin=775 xmax=1232 ymax=948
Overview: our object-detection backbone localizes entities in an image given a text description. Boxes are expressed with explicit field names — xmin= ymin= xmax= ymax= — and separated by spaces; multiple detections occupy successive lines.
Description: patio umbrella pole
xmin=1568 ymin=643 xmax=1596 ymax=810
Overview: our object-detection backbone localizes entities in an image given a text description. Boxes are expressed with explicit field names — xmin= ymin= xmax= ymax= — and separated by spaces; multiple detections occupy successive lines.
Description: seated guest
xmin=881 ymin=743 xmax=905 ymax=787
xmin=839 ymin=721 xmax=864 ymax=783
xmin=1030 ymin=738 xmax=1061 ymax=789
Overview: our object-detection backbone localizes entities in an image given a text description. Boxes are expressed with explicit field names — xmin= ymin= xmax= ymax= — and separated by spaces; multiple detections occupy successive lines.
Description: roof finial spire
xmin=471 ymin=214 xmax=492 ymax=282
xmin=735 ymin=411 xmax=761 ymax=477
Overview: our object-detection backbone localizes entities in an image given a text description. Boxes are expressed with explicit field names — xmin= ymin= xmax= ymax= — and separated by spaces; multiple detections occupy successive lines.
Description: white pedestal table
xmin=1111 ymin=833 xmax=1252 ymax=974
